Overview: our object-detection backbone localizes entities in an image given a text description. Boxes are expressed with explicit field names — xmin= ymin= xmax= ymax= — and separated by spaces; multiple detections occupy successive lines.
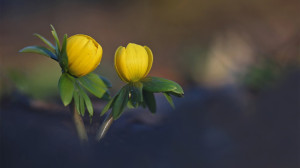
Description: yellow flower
xmin=67 ymin=34 xmax=103 ymax=77
xmin=115 ymin=43 xmax=153 ymax=83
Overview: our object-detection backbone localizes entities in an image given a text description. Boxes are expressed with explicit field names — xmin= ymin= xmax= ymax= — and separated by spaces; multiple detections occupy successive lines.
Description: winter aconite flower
xmin=67 ymin=34 xmax=103 ymax=77
xmin=98 ymin=43 xmax=184 ymax=140
xmin=20 ymin=26 xmax=112 ymax=142
xmin=114 ymin=43 xmax=153 ymax=83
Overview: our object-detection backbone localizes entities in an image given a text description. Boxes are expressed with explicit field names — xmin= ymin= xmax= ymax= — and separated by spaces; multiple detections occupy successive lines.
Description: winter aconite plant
xmin=20 ymin=26 xmax=184 ymax=142
xmin=20 ymin=25 xmax=111 ymax=142
xmin=96 ymin=43 xmax=184 ymax=140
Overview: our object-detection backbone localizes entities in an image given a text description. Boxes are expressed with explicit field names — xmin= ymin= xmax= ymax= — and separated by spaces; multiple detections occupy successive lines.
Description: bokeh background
xmin=0 ymin=0 xmax=299 ymax=167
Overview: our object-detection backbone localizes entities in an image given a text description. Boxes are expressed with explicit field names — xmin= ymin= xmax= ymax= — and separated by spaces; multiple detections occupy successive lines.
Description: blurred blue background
xmin=0 ymin=0 xmax=299 ymax=168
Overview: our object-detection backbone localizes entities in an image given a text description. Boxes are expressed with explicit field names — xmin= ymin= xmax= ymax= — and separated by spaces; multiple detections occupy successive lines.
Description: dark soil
xmin=1 ymin=70 xmax=299 ymax=168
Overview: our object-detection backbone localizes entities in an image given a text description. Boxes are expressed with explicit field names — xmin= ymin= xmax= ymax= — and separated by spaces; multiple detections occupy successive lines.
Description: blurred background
xmin=0 ymin=0 xmax=299 ymax=167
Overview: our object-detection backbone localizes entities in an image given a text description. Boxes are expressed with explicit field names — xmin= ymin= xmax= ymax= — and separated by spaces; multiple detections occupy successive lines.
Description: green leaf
xmin=98 ymin=91 xmax=111 ymax=101
xmin=112 ymin=86 xmax=129 ymax=120
xmin=141 ymin=77 xmax=184 ymax=97
xmin=79 ymin=87 xmax=93 ymax=117
xmin=50 ymin=24 xmax=60 ymax=50
xmin=59 ymin=34 xmax=68 ymax=72
xmin=163 ymin=93 xmax=175 ymax=109
xmin=129 ymin=82 xmax=143 ymax=107
xmin=19 ymin=46 xmax=57 ymax=61
xmin=100 ymin=89 xmax=121 ymax=116
xmin=100 ymin=76 xmax=112 ymax=88
xmin=79 ymin=94 xmax=85 ymax=116
xmin=100 ymin=94 xmax=117 ymax=116
xmin=166 ymin=91 xmax=184 ymax=97
xmin=73 ymin=90 xmax=80 ymax=115
xmin=58 ymin=73 xmax=75 ymax=106
xmin=127 ymin=100 xmax=135 ymax=109
xmin=87 ymin=73 xmax=108 ymax=88
xmin=34 ymin=33 xmax=55 ymax=50
xmin=143 ymin=90 xmax=156 ymax=113
xmin=78 ymin=73 xmax=107 ymax=98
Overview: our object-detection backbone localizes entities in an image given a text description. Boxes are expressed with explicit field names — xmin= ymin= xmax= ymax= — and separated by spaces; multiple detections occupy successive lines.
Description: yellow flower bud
xmin=114 ymin=43 xmax=153 ymax=83
xmin=67 ymin=34 xmax=103 ymax=77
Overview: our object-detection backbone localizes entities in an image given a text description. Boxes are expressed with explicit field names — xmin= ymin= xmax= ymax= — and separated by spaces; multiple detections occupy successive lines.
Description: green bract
xmin=97 ymin=76 xmax=184 ymax=140
xmin=142 ymin=77 xmax=184 ymax=96
xmin=58 ymin=73 xmax=75 ymax=106
xmin=101 ymin=76 xmax=184 ymax=120
xmin=19 ymin=46 xmax=57 ymax=61
xmin=19 ymin=25 xmax=111 ymax=118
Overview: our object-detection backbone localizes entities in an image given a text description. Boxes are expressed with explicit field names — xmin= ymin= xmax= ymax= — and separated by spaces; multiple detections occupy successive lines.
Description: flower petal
xmin=114 ymin=46 xmax=129 ymax=82
xmin=67 ymin=34 xmax=102 ymax=77
xmin=69 ymin=39 xmax=94 ymax=76
xmin=78 ymin=39 xmax=102 ymax=76
xmin=134 ymin=44 xmax=149 ymax=78
xmin=126 ymin=43 xmax=148 ymax=82
xmin=143 ymin=46 xmax=153 ymax=78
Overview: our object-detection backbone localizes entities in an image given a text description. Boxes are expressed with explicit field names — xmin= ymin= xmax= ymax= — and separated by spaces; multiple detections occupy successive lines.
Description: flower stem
xmin=70 ymin=102 xmax=88 ymax=142
xmin=96 ymin=112 xmax=114 ymax=141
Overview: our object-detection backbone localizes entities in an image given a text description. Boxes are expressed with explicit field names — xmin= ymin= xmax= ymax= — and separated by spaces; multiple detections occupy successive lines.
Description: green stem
xmin=70 ymin=102 xmax=88 ymax=142
xmin=96 ymin=112 xmax=114 ymax=141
